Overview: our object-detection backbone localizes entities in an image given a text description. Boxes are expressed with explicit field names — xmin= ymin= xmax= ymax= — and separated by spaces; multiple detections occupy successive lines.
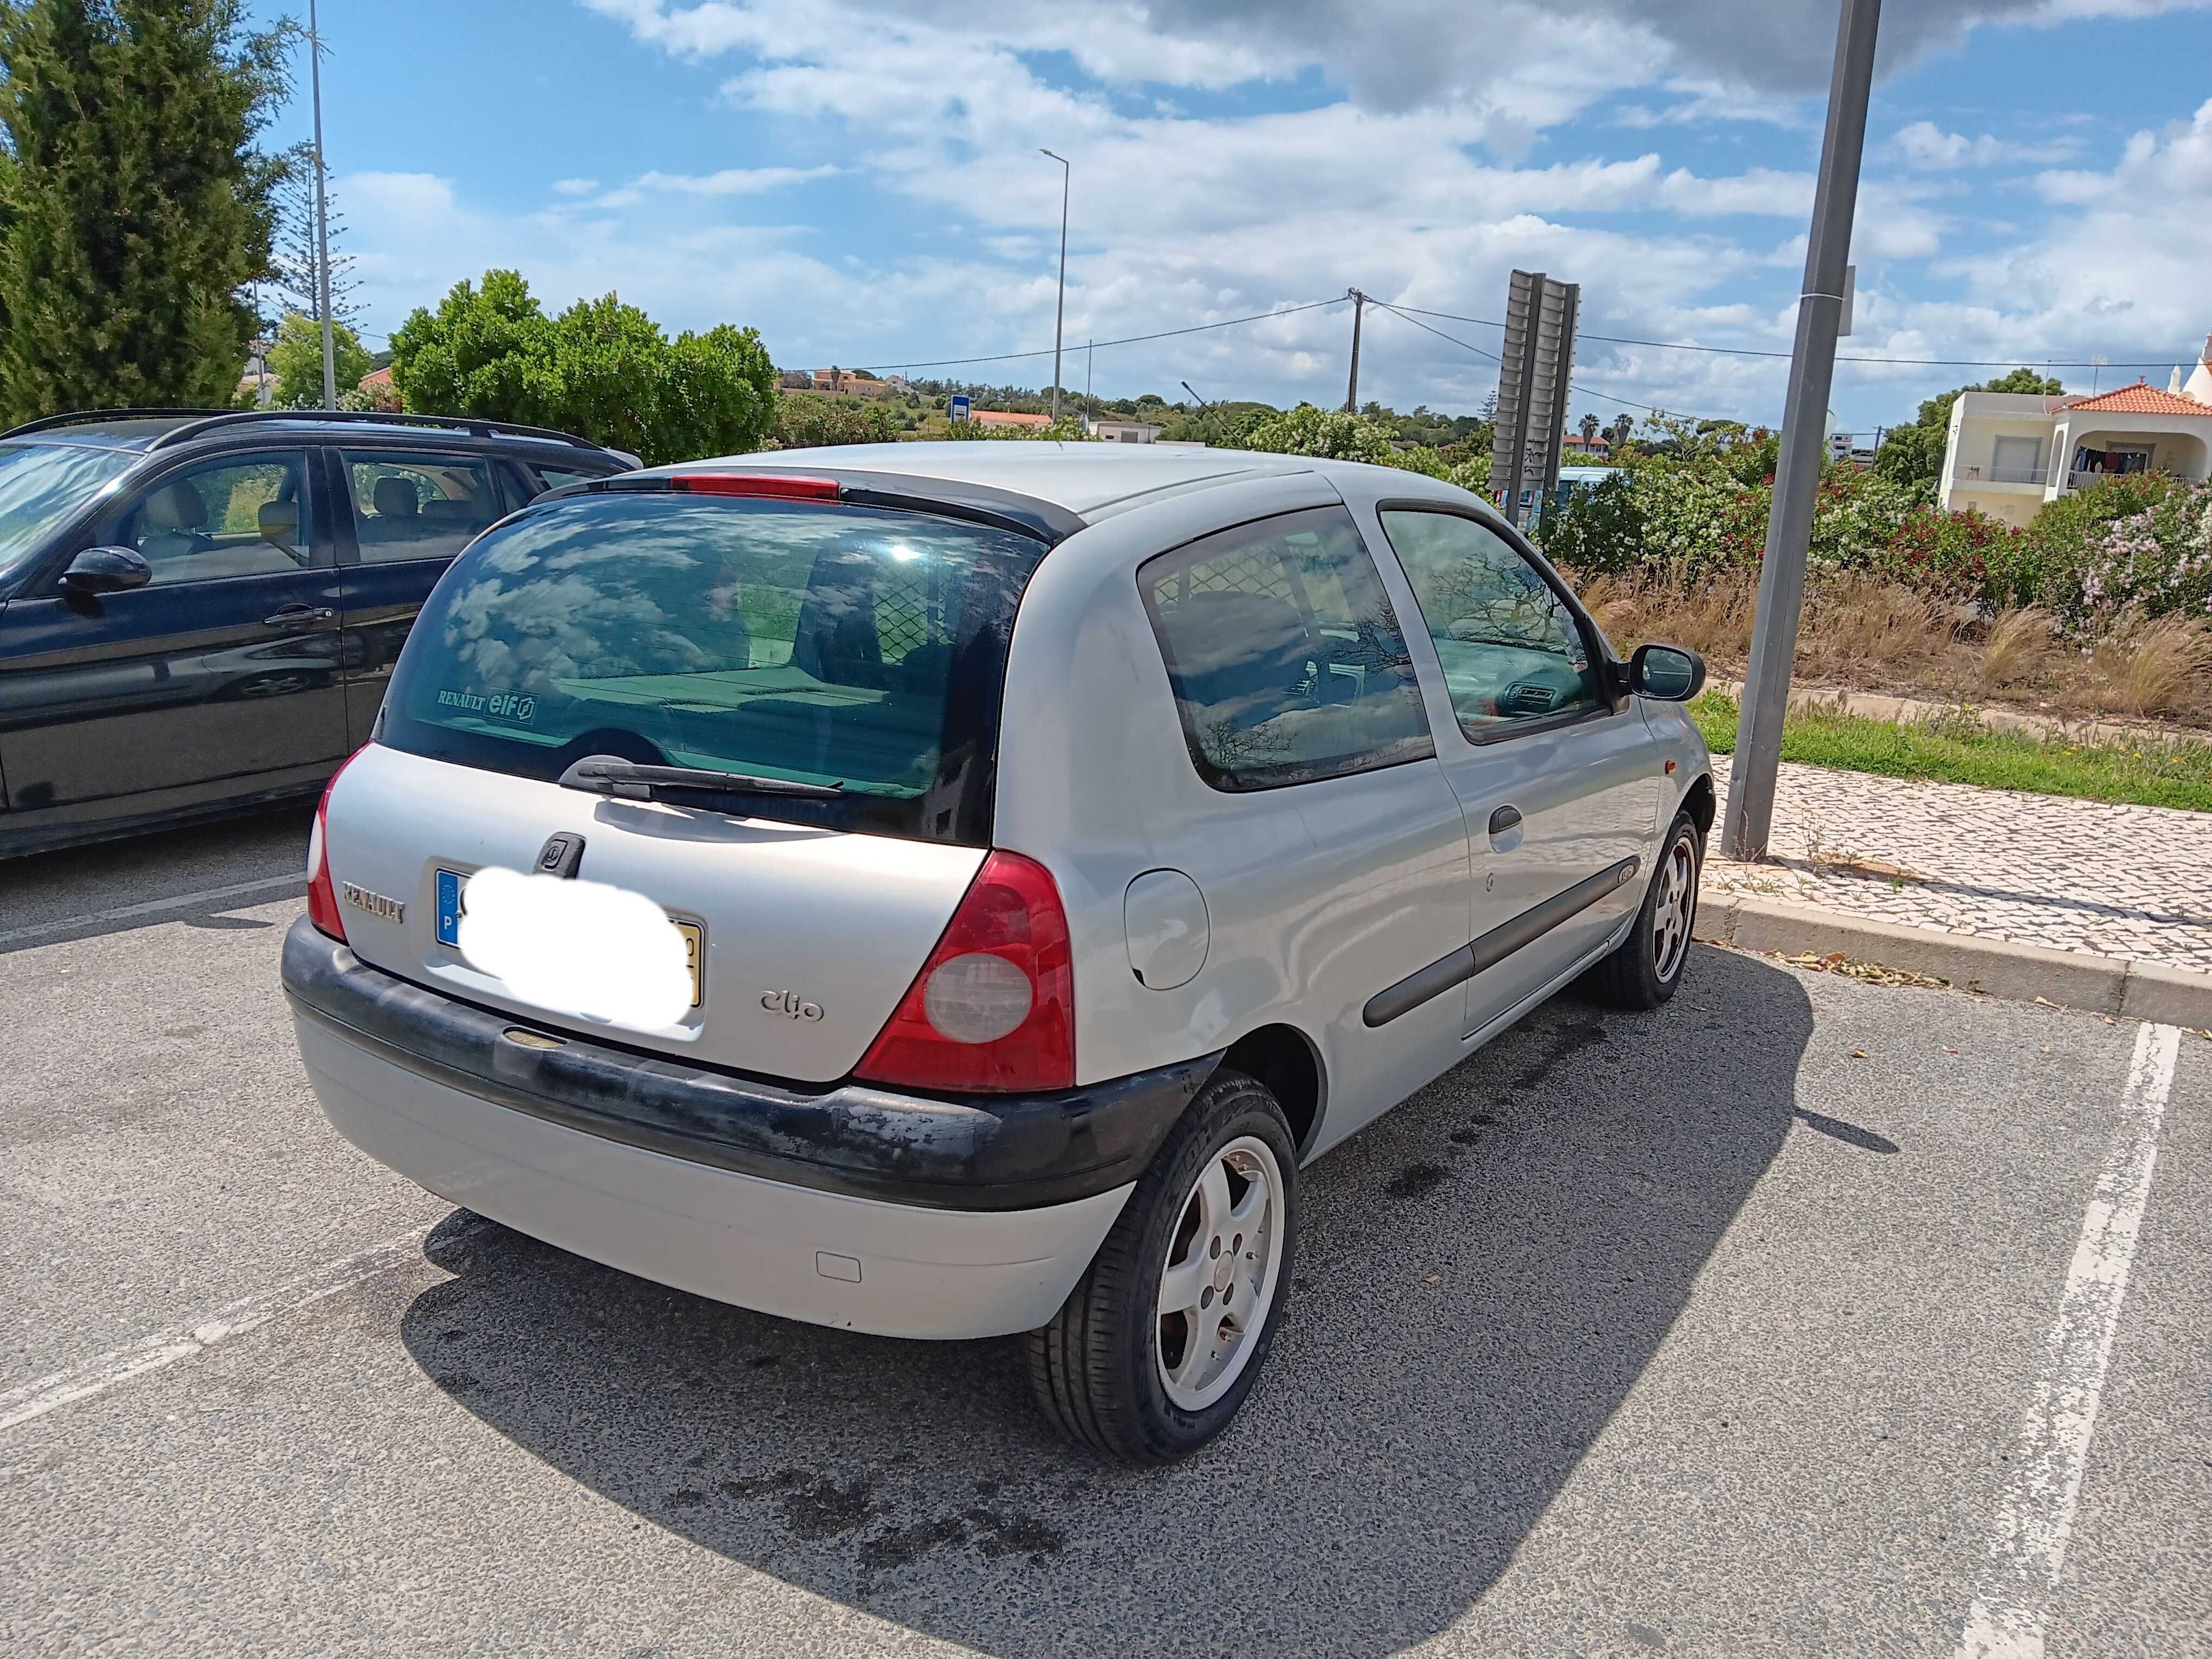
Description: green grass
xmin=1689 ymin=690 xmax=2212 ymax=813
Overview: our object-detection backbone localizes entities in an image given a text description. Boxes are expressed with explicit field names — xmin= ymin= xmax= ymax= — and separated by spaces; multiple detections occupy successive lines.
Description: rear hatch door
xmin=322 ymin=483 xmax=1050 ymax=1084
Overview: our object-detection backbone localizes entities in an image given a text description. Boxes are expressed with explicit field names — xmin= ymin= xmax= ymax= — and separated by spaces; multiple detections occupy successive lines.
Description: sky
xmin=253 ymin=0 xmax=2212 ymax=436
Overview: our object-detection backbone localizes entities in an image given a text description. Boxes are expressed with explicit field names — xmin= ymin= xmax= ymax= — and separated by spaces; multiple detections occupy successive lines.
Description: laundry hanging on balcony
xmin=2070 ymin=445 xmax=2151 ymax=477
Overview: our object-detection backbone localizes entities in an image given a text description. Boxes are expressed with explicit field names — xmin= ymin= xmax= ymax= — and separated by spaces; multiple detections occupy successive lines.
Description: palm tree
xmin=1580 ymin=412 xmax=1601 ymax=451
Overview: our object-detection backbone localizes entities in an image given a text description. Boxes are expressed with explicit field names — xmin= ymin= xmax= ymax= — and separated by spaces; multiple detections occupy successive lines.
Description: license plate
xmin=436 ymin=869 xmax=705 ymax=1009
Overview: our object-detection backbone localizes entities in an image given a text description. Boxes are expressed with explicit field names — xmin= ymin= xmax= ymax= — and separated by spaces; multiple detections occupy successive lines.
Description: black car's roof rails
xmin=144 ymin=409 xmax=610 ymax=452
xmin=1 ymin=408 xmax=236 ymax=439
xmin=1 ymin=407 xmax=612 ymax=453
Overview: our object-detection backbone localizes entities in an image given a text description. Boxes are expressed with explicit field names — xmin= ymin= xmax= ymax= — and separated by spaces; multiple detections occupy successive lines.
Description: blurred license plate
xmin=436 ymin=869 xmax=705 ymax=1008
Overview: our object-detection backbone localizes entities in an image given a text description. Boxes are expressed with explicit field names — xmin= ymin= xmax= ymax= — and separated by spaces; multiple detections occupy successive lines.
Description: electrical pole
xmin=1041 ymin=150 xmax=1069 ymax=425
xmin=1343 ymin=289 xmax=1365 ymax=413
xmin=309 ymin=0 xmax=337 ymax=410
xmin=1720 ymin=0 xmax=1881 ymax=862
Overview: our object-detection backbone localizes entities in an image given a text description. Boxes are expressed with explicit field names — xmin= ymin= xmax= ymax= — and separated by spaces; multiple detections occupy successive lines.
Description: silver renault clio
xmin=284 ymin=442 xmax=1712 ymax=1463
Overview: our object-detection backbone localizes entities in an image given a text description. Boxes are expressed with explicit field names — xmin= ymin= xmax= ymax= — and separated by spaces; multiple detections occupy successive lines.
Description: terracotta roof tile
xmin=2062 ymin=381 xmax=2212 ymax=416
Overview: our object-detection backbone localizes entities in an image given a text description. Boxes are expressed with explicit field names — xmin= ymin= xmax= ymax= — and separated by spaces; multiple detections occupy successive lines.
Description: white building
xmin=1085 ymin=416 xmax=1165 ymax=443
xmin=1940 ymin=336 xmax=2212 ymax=528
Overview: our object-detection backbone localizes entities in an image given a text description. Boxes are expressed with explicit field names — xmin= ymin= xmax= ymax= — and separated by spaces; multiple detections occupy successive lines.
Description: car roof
xmin=661 ymin=441 xmax=1481 ymax=525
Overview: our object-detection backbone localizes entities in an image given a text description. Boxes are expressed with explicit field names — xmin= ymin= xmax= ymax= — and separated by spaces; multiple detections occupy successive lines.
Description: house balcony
xmin=1955 ymin=464 xmax=2048 ymax=488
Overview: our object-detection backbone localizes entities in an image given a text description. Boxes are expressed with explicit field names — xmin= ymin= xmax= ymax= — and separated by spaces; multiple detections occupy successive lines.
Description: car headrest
xmin=143 ymin=479 xmax=207 ymax=533
xmin=259 ymin=499 xmax=300 ymax=545
xmin=372 ymin=476 xmax=419 ymax=518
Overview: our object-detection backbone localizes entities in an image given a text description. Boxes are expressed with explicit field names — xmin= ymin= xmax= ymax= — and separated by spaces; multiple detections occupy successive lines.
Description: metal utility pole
xmin=308 ymin=0 xmax=337 ymax=410
xmin=1085 ymin=338 xmax=1094 ymax=422
xmin=1041 ymin=150 xmax=1069 ymax=424
xmin=1720 ymin=0 xmax=1882 ymax=862
xmin=1343 ymin=289 xmax=1365 ymax=413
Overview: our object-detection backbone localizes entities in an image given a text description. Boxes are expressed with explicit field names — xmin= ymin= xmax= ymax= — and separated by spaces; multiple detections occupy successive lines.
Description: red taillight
xmin=305 ymin=748 xmax=366 ymax=941
xmin=855 ymin=850 xmax=1075 ymax=1094
xmin=666 ymin=473 xmax=840 ymax=500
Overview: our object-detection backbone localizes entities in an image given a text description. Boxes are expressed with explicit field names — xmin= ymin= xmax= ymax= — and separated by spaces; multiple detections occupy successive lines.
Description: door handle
xmin=1488 ymin=805 xmax=1522 ymax=837
xmin=262 ymin=605 xmax=335 ymax=627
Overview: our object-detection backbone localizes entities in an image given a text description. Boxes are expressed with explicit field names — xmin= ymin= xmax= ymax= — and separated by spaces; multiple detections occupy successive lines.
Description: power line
xmin=857 ymin=296 xmax=1349 ymax=373
xmin=1386 ymin=302 xmax=2192 ymax=371
xmin=1367 ymin=300 xmax=1725 ymax=424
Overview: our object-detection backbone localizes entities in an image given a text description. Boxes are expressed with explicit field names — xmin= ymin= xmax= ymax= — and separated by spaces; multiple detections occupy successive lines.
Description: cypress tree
xmin=0 ymin=1 xmax=293 ymax=423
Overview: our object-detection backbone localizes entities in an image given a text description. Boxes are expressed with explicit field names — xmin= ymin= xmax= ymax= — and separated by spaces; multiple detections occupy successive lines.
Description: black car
xmin=0 ymin=409 xmax=635 ymax=858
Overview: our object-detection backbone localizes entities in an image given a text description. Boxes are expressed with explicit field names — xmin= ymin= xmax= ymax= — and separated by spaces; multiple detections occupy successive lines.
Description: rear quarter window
xmin=378 ymin=492 xmax=1047 ymax=845
xmin=1138 ymin=506 xmax=1433 ymax=791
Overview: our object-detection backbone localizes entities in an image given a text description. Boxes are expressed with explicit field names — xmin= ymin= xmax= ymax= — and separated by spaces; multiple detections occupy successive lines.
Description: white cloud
xmin=551 ymin=178 xmax=600 ymax=197
xmin=629 ymin=164 xmax=840 ymax=196
xmin=1892 ymin=120 xmax=2081 ymax=169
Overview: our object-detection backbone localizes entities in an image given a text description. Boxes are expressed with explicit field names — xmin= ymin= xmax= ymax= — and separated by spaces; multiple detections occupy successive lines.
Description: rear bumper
xmin=295 ymin=1011 xmax=1131 ymax=1338
xmin=282 ymin=918 xmax=1215 ymax=1339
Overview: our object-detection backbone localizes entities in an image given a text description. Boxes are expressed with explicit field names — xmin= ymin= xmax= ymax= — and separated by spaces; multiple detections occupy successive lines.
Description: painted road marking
xmin=1954 ymin=1021 xmax=2184 ymax=1659
xmin=0 ymin=872 xmax=304 ymax=948
xmin=0 ymin=1224 xmax=434 ymax=1433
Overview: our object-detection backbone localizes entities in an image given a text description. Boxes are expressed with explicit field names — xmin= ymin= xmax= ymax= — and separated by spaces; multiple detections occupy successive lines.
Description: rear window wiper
xmin=557 ymin=755 xmax=845 ymax=802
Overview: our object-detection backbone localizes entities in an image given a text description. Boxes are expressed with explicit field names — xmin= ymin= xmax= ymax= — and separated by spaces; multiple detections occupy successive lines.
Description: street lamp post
xmin=308 ymin=0 xmax=336 ymax=410
xmin=1040 ymin=149 xmax=1069 ymax=426
xmin=1720 ymin=0 xmax=1882 ymax=861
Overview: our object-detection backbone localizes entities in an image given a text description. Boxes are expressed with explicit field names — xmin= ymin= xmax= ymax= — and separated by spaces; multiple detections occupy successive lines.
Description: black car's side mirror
xmin=1629 ymin=642 xmax=1706 ymax=702
xmin=59 ymin=546 xmax=153 ymax=596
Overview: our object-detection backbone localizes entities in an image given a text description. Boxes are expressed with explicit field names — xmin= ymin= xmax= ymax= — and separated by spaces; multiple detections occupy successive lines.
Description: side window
xmin=1378 ymin=510 xmax=1602 ymax=736
xmin=1139 ymin=506 xmax=1433 ymax=791
xmin=111 ymin=452 xmax=316 ymax=585
xmin=526 ymin=464 xmax=603 ymax=499
xmin=343 ymin=451 xmax=504 ymax=563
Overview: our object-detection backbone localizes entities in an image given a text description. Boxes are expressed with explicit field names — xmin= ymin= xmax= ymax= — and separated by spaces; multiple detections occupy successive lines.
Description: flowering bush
xmin=1242 ymin=403 xmax=1400 ymax=465
xmin=2078 ymin=477 xmax=2212 ymax=627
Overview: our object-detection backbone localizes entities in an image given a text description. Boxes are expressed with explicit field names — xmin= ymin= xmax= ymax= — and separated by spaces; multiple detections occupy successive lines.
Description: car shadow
xmin=399 ymin=945 xmax=1822 ymax=1657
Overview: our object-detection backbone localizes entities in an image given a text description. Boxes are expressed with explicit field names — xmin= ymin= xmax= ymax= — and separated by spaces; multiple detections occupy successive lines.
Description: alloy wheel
xmin=1155 ymin=1134 xmax=1287 ymax=1412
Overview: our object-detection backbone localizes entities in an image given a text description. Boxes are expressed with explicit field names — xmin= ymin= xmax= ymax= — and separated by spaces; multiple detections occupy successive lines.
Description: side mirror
xmin=1629 ymin=642 xmax=1706 ymax=702
xmin=59 ymin=546 xmax=153 ymax=596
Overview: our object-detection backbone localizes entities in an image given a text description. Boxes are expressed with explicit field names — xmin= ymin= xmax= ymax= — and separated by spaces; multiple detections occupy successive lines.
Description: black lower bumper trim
xmin=282 ymin=917 xmax=1220 ymax=1212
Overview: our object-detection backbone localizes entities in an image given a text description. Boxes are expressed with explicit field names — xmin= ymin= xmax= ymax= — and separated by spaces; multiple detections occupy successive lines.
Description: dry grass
xmin=1979 ymin=606 xmax=2057 ymax=689
xmin=1563 ymin=563 xmax=2212 ymax=732
xmin=2095 ymin=615 xmax=2212 ymax=716
xmin=1798 ymin=577 xmax=1960 ymax=681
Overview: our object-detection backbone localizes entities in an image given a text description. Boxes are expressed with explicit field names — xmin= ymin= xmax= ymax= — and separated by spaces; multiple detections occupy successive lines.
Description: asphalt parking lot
xmin=3 ymin=811 xmax=2208 ymax=1658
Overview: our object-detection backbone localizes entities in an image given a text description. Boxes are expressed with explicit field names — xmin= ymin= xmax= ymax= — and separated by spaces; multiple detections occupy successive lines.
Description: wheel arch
xmin=1213 ymin=1023 xmax=1326 ymax=1160
xmin=1682 ymin=770 xmax=1716 ymax=834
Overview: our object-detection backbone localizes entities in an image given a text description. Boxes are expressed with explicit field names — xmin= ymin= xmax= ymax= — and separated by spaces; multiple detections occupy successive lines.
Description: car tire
xmin=1026 ymin=1069 xmax=1300 ymax=1464
xmin=1583 ymin=809 xmax=1702 ymax=1009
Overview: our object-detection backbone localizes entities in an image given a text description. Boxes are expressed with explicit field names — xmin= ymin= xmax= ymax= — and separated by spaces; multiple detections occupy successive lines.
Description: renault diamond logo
xmin=340 ymin=882 xmax=406 ymax=923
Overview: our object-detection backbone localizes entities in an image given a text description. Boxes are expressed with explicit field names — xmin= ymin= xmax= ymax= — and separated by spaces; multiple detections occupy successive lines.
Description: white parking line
xmin=0 ymin=1224 xmax=433 ymax=1433
xmin=0 ymin=872 xmax=304 ymax=948
xmin=1954 ymin=1021 xmax=2184 ymax=1659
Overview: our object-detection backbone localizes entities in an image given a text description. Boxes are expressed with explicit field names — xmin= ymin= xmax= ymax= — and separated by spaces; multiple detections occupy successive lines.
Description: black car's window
xmin=344 ymin=451 xmax=504 ymax=563
xmin=0 ymin=441 xmax=138 ymax=585
xmin=111 ymin=452 xmax=316 ymax=585
xmin=379 ymin=493 xmax=1047 ymax=846
xmin=527 ymin=463 xmax=605 ymax=499
xmin=1138 ymin=506 xmax=1432 ymax=791
xmin=1378 ymin=509 xmax=1600 ymax=735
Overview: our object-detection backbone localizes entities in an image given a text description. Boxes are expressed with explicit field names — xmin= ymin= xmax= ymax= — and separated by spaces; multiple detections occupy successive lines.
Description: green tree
xmin=388 ymin=269 xmax=561 ymax=427
xmin=775 ymin=393 xmax=895 ymax=448
xmin=1243 ymin=403 xmax=1399 ymax=464
xmin=1874 ymin=369 xmax=2066 ymax=486
xmin=265 ymin=311 xmax=370 ymax=406
xmin=0 ymin=0 xmax=293 ymax=422
xmin=390 ymin=271 xmax=776 ymax=464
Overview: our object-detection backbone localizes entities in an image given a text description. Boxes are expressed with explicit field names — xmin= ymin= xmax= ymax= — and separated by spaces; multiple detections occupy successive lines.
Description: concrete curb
xmin=1693 ymin=893 xmax=2212 ymax=1027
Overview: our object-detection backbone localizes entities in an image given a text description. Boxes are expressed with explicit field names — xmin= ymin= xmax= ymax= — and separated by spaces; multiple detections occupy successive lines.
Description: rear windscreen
xmin=378 ymin=492 xmax=1049 ymax=845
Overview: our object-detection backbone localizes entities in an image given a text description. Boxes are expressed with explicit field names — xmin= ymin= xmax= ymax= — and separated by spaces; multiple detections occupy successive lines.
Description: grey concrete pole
xmin=1719 ymin=0 xmax=1882 ymax=861
xmin=1343 ymin=290 xmax=1364 ymax=413
xmin=310 ymin=0 xmax=337 ymax=410
xmin=1041 ymin=150 xmax=1068 ymax=425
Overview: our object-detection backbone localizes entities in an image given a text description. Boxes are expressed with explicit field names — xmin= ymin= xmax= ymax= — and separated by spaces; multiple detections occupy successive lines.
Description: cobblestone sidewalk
xmin=1700 ymin=754 xmax=2212 ymax=977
